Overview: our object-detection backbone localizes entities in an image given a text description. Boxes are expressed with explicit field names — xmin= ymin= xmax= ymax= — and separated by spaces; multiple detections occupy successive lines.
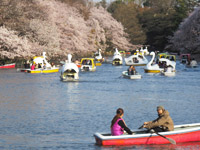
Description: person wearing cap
xmin=142 ymin=106 xmax=174 ymax=132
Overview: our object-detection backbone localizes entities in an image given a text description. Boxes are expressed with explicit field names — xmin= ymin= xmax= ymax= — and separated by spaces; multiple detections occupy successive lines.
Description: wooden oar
xmin=138 ymin=125 xmax=176 ymax=145
xmin=154 ymin=131 xmax=176 ymax=145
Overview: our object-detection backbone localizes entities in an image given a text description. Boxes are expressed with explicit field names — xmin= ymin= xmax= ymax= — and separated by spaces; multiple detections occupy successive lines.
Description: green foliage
xmin=139 ymin=0 xmax=195 ymax=51
xmin=109 ymin=0 xmax=198 ymax=51
xmin=108 ymin=1 xmax=146 ymax=45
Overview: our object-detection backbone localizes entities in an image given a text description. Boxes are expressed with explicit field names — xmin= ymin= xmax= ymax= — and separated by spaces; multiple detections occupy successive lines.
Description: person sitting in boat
xmin=38 ymin=63 xmax=42 ymax=68
xmin=87 ymin=60 xmax=92 ymax=65
xmin=43 ymin=63 xmax=46 ymax=69
xmin=111 ymin=108 xmax=132 ymax=136
xmin=164 ymin=65 xmax=173 ymax=72
xmin=75 ymin=59 xmax=80 ymax=65
xmin=35 ymin=63 xmax=38 ymax=69
xmin=51 ymin=62 xmax=55 ymax=68
xmin=138 ymin=55 xmax=143 ymax=59
xmin=142 ymin=106 xmax=174 ymax=132
xmin=128 ymin=65 xmax=136 ymax=75
xmin=135 ymin=58 xmax=139 ymax=63
xmin=189 ymin=58 xmax=198 ymax=66
xmin=31 ymin=63 xmax=36 ymax=70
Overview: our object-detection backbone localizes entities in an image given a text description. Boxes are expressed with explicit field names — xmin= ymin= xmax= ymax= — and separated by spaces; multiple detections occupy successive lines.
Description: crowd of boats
xmin=1 ymin=49 xmax=199 ymax=146
xmin=0 ymin=48 xmax=198 ymax=81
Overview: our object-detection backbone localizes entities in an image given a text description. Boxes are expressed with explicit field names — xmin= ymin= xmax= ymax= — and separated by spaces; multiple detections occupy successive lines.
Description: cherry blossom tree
xmin=0 ymin=0 xmax=134 ymax=60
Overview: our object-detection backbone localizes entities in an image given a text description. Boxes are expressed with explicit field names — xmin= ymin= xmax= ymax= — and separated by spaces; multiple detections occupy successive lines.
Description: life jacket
xmin=111 ymin=118 xmax=124 ymax=136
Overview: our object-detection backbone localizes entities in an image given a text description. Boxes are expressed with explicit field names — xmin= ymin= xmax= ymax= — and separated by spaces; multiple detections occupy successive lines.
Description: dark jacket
xmin=146 ymin=110 xmax=174 ymax=131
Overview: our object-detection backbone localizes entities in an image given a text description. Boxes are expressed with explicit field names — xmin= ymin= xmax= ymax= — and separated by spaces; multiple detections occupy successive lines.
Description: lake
xmin=0 ymin=57 xmax=200 ymax=149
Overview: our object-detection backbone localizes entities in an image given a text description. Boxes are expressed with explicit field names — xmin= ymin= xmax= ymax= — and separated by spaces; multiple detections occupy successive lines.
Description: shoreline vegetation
xmin=0 ymin=0 xmax=200 ymax=64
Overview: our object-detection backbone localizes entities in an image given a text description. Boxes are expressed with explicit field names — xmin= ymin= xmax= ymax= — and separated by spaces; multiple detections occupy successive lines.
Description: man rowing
xmin=142 ymin=106 xmax=174 ymax=132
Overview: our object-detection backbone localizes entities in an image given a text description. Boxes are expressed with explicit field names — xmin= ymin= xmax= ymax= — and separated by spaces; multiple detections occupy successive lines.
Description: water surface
xmin=0 ymin=59 xmax=200 ymax=149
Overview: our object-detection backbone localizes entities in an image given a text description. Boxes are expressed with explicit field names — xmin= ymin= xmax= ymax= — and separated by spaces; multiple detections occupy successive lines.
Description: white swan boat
xmin=125 ymin=51 xmax=148 ymax=66
xmin=60 ymin=54 xmax=79 ymax=81
xmin=186 ymin=59 xmax=198 ymax=68
xmin=94 ymin=49 xmax=104 ymax=66
xmin=112 ymin=48 xmax=123 ymax=65
xmin=160 ymin=58 xmax=176 ymax=77
xmin=144 ymin=52 xmax=176 ymax=74
xmin=122 ymin=71 xmax=142 ymax=79
xmin=80 ymin=58 xmax=96 ymax=71
xmin=144 ymin=52 xmax=164 ymax=73
xmin=21 ymin=52 xmax=59 ymax=73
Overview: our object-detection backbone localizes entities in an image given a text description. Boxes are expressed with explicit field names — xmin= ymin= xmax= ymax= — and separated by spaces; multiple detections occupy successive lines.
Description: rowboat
xmin=0 ymin=63 xmax=15 ymax=69
xmin=94 ymin=123 xmax=200 ymax=146
xmin=122 ymin=71 xmax=142 ymax=79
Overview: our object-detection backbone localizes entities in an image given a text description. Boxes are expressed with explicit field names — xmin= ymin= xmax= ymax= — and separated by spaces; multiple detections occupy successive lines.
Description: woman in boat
xmin=128 ymin=65 xmax=136 ymax=75
xmin=142 ymin=106 xmax=174 ymax=132
xmin=43 ymin=63 xmax=46 ymax=69
xmin=111 ymin=108 xmax=132 ymax=136
xmin=31 ymin=63 xmax=35 ymax=70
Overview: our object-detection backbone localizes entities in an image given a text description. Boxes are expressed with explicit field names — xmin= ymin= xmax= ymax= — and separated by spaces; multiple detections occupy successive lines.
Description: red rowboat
xmin=94 ymin=123 xmax=200 ymax=146
xmin=0 ymin=63 xmax=15 ymax=69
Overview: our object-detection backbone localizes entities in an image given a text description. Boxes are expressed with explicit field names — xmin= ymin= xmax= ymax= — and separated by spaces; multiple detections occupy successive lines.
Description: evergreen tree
xmin=108 ymin=1 xmax=146 ymax=45
xmin=139 ymin=0 xmax=194 ymax=51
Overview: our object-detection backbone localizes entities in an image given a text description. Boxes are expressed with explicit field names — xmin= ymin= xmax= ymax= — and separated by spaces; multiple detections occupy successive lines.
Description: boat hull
xmin=0 ymin=63 xmax=15 ymax=69
xmin=122 ymin=71 xmax=142 ymax=79
xmin=125 ymin=63 xmax=147 ymax=66
xmin=112 ymin=60 xmax=122 ymax=66
xmin=161 ymin=71 xmax=176 ymax=77
xmin=27 ymin=68 xmax=59 ymax=73
xmin=95 ymin=62 xmax=102 ymax=66
xmin=81 ymin=65 xmax=96 ymax=72
xmin=94 ymin=123 xmax=200 ymax=146
xmin=144 ymin=69 xmax=161 ymax=73
xmin=60 ymin=72 xmax=79 ymax=81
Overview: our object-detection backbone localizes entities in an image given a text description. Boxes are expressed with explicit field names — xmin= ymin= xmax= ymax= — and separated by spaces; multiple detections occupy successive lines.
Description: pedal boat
xmin=24 ymin=52 xmax=59 ymax=73
xmin=160 ymin=59 xmax=176 ymax=77
xmin=180 ymin=54 xmax=191 ymax=64
xmin=94 ymin=49 xmax=104 ymax=66
xmin=94 ymin=123 xmax=200 ymax=146
xmin=60 ymin=54 xmax=79 ymax=81
xmin=122 ymin=71 xmax=142 ymax=79
xmin=80 ymin=58 xmax=96 ymax=72
xmin=144 ymin=52 xmax=176 ymax=73
xmin=186 ymin=60 xmax=198 ymax=68
xmin=134 ymin=47 xmax=149 ymax=56
xmin=144 ymin=52 xmax=163 ymax=73
xmin=26 ymin=68 xmax=59 ymax=73
xmin=125 ymin=51 xmax=148 ymax=66
xmin=112 ymin=48 xmax=123 ymax=65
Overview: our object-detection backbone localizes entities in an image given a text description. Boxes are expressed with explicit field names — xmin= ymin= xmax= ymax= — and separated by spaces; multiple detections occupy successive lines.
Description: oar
xmin=138 ymin=125 xmax=176 ymax=145
xmin=154 ymin=131 xmax=176 ymax=145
